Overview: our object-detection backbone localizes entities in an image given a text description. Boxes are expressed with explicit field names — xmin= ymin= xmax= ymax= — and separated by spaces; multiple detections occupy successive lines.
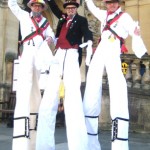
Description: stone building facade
xmin=0 ymin=0 xmax=150 ymax=132
xmin=0 ymin=0 xmax=150 ymax=87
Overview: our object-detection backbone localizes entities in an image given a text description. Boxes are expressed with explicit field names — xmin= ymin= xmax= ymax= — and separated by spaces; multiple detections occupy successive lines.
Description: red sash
xmin=21 ymin=17 xmax=49 ymax=44
xmin=103 ymin=12 xmax=128 ymax=53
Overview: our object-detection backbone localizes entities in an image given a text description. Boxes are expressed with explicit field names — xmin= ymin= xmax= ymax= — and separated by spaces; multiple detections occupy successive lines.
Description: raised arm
xmin=47 ymin=0 xmax=64 ymax=19
xmin=81 ymin=17 xmax=93 ymax=42
xmin=8 ymin=0 xmax=27 ymax=20
xmin=85 ymin=0 xmax=106 ymax=22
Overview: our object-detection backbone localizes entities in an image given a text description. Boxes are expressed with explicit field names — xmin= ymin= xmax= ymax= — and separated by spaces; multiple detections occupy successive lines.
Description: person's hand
xmin=134 ymin=21 xmax=140 ymax=36
xmin=79 ymin=40 xmax=93 ymax=66
xmin=86 ymin=40 xmax=93 ymax=66
xmin=46 ymin=36 xmax=52 ymax=45
xmin=134 ymin=26 xmax=140 ymax=36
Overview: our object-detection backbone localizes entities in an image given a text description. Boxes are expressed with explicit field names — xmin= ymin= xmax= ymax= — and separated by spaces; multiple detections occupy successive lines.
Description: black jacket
xmin=47 ymin=0 xmax=93 ymax=45
xmin=47 ymin=0 xmax=93 ymax=65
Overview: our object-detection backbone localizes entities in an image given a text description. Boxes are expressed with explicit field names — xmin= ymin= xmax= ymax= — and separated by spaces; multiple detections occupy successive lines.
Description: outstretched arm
xmin=85 ymin=0 xmax=106 ymax=22
xmin=81 ymin=18 xmax=93 ymax=42
xmin=8 ymin=0 xmax=27 ymax=20
xmin=47 ymin=0 xmax=63 ymax=19
xmin=122 ymin=13 xmax=147 ymax=58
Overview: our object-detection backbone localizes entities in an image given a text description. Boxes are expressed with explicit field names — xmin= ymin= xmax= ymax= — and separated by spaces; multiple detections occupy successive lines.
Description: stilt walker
xmin=83 ymin=0 xmax=147 ymax=150
xmin=8 ymin=0 xmax=55 ymax=150
xmin=36 ymin=1 xmax=93 ymax=150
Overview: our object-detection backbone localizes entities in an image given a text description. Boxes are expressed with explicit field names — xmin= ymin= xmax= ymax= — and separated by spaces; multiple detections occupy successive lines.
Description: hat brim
xmin=27 ymin=2 xmax=48 ymax=10
xmin=104 ymin=0 xmax=121 ymax=2
xmin=63 ymin=2 xmax=79 ymax=8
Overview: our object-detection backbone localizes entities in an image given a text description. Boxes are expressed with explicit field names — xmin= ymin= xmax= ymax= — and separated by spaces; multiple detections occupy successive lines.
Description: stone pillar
xmin=0 ymin=1 xmax=8 ymax=84
xmin=132 ymin=59 xmax=141 ymax=88
xmin=0 ymin=0 xmax=19 ymax=84
xmin=125 ymin=60 xmax=133 ymax=88
xmin=0 ymin=0 xmax=19 ymax=101
xmin=6 ymin=4 xmax=19 ymax=55
xmin=141 ymin=60 xmax=150 ymax=89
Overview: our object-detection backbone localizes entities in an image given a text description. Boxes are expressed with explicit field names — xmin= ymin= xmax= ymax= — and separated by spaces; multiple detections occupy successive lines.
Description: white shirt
xmin=85 ymin=0 xmax=135 ymax=39
xmin=85 ymin=0 xmax=147 ymax=57
xmin=8 ymin=0 xmax=55 ymax=48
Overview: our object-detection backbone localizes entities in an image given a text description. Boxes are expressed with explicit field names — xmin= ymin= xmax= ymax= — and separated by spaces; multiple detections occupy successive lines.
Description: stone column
xmin=141 ymin=60 xmax=150 ymax=90
xmin=132 ymin=59 xmax=141 ymax=88
xmin=0 ymin=0 xmax=19 ymax=101
xmin=0 ymin=0 xmax=19 ymax=82
xmin=0 ymin=0 xmax=8 ymax=84
xmin=125 ymin=60 xmax=133 ymax=88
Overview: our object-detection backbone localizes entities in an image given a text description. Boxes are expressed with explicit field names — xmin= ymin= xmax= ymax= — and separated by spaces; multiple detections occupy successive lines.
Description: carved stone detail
xmin=132 ymin=59 xmax=141 ymax=88
xmin=0 ymin=0 xmax=8 ymax=8
xmin=141 ymin=61 xmax=150 ymax=89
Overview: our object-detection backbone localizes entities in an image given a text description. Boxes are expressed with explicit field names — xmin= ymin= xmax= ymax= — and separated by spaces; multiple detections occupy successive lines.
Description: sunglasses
xmin=32 ymin=4 xmax=43 ymax=8
xmin=65 ymin=7 xmax=77 ymax=10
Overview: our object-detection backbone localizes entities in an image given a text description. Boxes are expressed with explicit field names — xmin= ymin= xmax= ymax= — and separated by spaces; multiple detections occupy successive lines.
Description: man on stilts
xmin=83 ymin=0 xmax=147 ymax=150
xmin=8 ymin=0 xmax=55 ymax=149
xmin=36 ymin=0 xmax=93 ymax=150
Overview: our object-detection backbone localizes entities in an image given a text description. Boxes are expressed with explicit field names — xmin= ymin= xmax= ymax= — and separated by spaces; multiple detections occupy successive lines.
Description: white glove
xmin=79 ymin=40 xmax=93 ymax=66
xmin=54 ymin=38 xmax=58 ymax=46
xmin=86 ymin=40 xmax=93 ymax=66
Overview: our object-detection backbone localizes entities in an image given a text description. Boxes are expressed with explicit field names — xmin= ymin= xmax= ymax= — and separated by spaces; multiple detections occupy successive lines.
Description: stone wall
xmin=100 ymin=85 xmax=150 ymax=133
xmin=0 ymin=0 xmax=150 ymax=88
xmin=0 ymin=0 xmax=18 ymax=101
xmin=0 ymin=0 xmax=150 ymax=132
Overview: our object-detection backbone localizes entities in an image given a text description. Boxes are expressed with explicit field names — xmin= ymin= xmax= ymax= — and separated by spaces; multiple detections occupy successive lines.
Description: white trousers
xmin=83 ymin=42 xmax=129 ymax=150
xmin=12 ymin=45 xmax=42 ymax=150
xmin=36 ymin=48 xmax=88 ymax=150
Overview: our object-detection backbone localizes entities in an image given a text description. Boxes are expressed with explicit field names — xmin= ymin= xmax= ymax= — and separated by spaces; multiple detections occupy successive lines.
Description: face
xmin=65 ymin=5 xmax=77 ymax=17
xmin=105 ymin=2 xmax=119 ymax=13
xmin=31 ymin=3 xmax=44 ymax=13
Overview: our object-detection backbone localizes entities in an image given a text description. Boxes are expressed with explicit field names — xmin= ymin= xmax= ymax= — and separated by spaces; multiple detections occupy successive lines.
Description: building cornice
xmin=0 ymin=0 xmax=8 ymax=8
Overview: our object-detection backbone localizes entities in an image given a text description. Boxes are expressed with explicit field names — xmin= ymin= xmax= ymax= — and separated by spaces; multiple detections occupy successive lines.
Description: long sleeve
xmin=8 ymin=0 xmax=27 ymax=20
xmin=80 ymin=17 xmax=93 ymax=42
xmin=85 ymin=0 xmax=106 ymax=22
xmin=47 ymin=0 xmax=63 ymax=19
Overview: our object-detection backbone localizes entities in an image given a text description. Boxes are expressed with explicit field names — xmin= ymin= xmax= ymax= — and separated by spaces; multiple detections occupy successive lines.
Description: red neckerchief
xmin=107 ymin=6 xmax=120 ymax=15
xmin=103 ymin=8 xmax=128 ymax=53
xmin=34 ymin=15 xmax=42 ymax=23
